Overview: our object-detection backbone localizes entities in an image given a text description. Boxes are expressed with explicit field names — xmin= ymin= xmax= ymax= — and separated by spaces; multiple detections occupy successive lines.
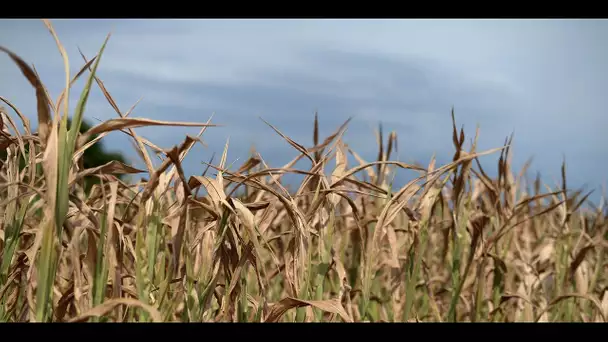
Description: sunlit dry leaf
xmin=0 ymin=46 xmax=52 ymax=145
xmin=329 ymin=139 xmax=347 ymax=207
xmin=68 ymin=298 xmax=162 ymax=322
xmin=70 ymin=160 xmax=145 ymax=186
xmin=77 ymin=118 xmax=217 ymax=149
xmin=265 ymin=297 xmax=352 ymax=322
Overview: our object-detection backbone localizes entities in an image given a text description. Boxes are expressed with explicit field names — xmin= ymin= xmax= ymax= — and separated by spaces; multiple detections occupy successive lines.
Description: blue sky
xmin=1 ymin=19 xmax=607 ymax=201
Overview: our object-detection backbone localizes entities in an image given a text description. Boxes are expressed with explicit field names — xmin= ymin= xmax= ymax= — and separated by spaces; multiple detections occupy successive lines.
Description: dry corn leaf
xmin=265 ymin=297 xmax=352 ymax=323
xmin=0 ymin=46 xmax=52 ymax=145
xmin=68 ymin=298 xmax=162 ymax=322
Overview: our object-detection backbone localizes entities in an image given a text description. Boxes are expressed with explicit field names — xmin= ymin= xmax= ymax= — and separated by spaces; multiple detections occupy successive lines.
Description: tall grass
xmin=0 ymin=20 xmax=606 ymax=322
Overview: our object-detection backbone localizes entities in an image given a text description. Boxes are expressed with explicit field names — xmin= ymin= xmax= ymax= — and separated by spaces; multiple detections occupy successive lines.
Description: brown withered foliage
xmin=0 ymin=20 xmax=606 ymax=322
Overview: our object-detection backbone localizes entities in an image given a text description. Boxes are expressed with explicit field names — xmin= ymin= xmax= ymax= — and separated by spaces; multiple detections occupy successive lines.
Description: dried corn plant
xmin=0 ymin=20 xmax=606 ymax=323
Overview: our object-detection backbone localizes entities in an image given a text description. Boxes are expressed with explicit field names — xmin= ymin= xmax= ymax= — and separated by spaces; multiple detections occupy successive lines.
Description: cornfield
xmin=0 ymin=20 xmax=606 ymax=323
